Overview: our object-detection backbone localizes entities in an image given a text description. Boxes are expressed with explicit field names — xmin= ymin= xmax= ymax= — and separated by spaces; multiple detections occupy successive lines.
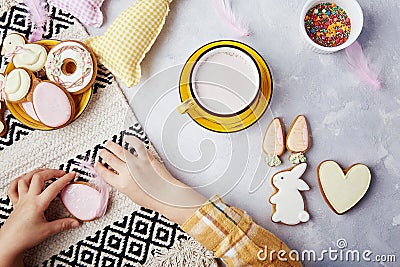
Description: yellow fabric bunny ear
xmin=86 ymin=0 xmax=173 ymax=87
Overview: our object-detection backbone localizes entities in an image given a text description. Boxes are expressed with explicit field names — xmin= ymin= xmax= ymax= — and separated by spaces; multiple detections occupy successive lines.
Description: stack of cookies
xmin=0 ymin=33 xmax=97 ymax=131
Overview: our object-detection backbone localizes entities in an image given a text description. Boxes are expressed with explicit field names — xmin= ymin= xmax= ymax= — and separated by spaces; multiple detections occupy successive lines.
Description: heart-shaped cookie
xmin=318 ymin=161 xmax=371 ymax=215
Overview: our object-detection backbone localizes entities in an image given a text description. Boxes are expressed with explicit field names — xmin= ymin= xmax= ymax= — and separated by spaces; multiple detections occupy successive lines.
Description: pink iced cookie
xmin=32 ymin=82 xmax=74 ymax=128
xmin=61 ymin=182 xmax=107 ymax=221
xmin=22 ymin=102 xmax=39 ymax=121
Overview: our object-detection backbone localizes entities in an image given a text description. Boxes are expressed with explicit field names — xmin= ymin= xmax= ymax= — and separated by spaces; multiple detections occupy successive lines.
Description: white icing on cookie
xmin=270 ymin=163 xmax=310 ymax=225
xmin=318 ymin=161 xmax=371 ymax=214
xmin=46 ymin=41 xmax=95 ymax=93
xmin=1 ymin=34 xmax=25 ymax=59
xmin=393 ymin=215 xmax=400 ymax=226
xmin=2 ymin=34 xmax=47 ymax=72
xmin=4 ymin=69 xmax=31 ymax=102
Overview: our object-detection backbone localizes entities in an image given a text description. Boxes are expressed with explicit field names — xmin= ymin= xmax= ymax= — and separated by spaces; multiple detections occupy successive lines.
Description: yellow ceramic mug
xmin=177 ymin=98 xmax=197 ymax=114
xmin=178 ymin=40 xmax=273 ymax=133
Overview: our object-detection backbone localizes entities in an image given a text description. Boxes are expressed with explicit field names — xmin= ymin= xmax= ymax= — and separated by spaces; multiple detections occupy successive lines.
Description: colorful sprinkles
xmin=304 ymin=2 xmax=351 ymax=47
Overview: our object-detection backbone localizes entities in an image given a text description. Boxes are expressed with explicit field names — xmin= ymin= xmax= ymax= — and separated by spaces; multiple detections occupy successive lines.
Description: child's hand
xmin=0 ymin=169 xmax=80 ymax=266
xmin=94 ymin=137 xmax=176 ymax=211
xmin=95 ymin=136 xmax=206 ymax=225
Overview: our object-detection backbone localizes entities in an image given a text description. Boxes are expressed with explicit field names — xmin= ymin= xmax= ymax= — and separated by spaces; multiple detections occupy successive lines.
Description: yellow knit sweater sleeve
xmin=181 ymin=195 xmax=302 ymax=267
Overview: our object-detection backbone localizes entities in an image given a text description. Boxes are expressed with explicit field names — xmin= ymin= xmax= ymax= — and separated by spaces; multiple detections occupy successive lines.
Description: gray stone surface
xmin=89 ymin=0 xmax=399 ymax=266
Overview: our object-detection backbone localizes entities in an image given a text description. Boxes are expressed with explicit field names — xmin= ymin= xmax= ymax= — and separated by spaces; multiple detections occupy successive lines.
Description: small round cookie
xmin=0 ymin=100 xmax=7 ymax=137
xmin=32 ymin=81 xmax=75 ymax=128
xmin=1 ymin=33 xmax=48 ymax=72
xmin=45 ymin=40 xmax=97 ymax=94
xmin=2 ymin=68 xmax=34 ymax=103
xmin=60 ymin=182 xmax=107 ymax=222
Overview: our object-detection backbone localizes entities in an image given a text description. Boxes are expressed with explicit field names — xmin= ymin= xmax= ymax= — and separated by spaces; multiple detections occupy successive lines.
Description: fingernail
xmin=71 ymin=221 xmax=80 ymax=228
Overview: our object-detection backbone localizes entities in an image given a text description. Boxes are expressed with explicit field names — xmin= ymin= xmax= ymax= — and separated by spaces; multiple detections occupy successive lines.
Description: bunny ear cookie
xmin=269 ymin=163 xmax=310 ymax=225
xmin=263 ymin=118 xmax=285 ymax=167
xmin=286 ymin=115 xmax=311 ymax=164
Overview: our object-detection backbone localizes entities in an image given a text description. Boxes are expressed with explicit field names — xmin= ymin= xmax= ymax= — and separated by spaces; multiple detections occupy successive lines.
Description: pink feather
xmin=76 ymin=159 xmax=110 ymax=217
xmin=212 ymin=0 xmax=250 ymax=37
xmin=29 ymin=27 xmax=45 ymax=42
xmin=24 ymin=0 xmax=49 ymax=42
xmin=345 ymin=41 xmax=382 ymax=89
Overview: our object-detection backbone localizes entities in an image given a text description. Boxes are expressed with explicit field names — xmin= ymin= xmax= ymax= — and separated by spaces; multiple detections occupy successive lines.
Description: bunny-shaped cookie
xmin=269 ymin=163 xmax=310 ymax=225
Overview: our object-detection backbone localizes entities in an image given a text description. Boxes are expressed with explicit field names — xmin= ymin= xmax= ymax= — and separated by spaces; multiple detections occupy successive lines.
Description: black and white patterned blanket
xmin=0 ymin=3 xmax=215 ymax=266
